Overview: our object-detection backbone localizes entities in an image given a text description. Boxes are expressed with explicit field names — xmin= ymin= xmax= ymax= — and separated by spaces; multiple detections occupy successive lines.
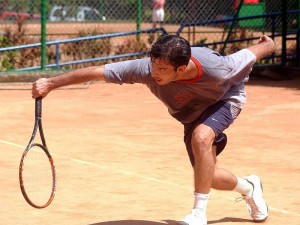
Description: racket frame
xmin=19 ymin=98 xmax=56 ymax=209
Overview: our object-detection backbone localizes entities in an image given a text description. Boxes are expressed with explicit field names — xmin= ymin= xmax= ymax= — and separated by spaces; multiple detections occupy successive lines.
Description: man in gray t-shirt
xmin=32 ymin=35 xmax=276 ymax=225
xmin=104 ymin=46 xmax=254 ymax=123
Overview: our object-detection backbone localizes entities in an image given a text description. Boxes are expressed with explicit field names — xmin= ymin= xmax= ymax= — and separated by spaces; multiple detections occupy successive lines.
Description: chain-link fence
xmin=0 ymin=0 xmax=299 ymax=71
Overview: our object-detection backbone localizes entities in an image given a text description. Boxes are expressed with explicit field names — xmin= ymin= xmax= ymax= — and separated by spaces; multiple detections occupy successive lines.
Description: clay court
xmin=0 ymin=76 xmax=300 ymax=225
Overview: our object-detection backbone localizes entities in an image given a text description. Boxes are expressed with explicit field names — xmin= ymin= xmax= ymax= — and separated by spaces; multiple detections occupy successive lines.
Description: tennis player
xmin=31 ymin=34 xmax=276 ymax=225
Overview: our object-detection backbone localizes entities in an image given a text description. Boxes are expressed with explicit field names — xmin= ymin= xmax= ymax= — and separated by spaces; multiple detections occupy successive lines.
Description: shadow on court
xmin=89 ymin=217 xmax=253 ymax=225
xmin=90 ymin=220 xmax=178 ymax=225
xmin=208 ymin=217 xmax=253 ymax=224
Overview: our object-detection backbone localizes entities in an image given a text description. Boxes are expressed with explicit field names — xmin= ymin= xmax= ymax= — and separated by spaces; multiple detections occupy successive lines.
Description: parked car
xmin=0 ymin=11 xmax=40 ymax=20
xmin=49 ymin=6 xmax=105 ymax=22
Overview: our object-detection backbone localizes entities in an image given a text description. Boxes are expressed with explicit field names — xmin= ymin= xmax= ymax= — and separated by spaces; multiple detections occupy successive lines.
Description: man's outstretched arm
xmin=247 ymin=35 xmax=277 ymax=61
xmin=31 ymin=66 xmax=105 ymax=99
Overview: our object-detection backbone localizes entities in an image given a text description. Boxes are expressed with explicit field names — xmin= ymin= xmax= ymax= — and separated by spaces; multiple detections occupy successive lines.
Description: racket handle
xmin=35 ymin=97 xmax=42 ymax=118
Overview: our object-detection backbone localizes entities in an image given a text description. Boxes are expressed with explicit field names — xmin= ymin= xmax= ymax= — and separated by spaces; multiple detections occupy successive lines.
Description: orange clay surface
xmin=0 ymin=77 xmax=300 ymax=225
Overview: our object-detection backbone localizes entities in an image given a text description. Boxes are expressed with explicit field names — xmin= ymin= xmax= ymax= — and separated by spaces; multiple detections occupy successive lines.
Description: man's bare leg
xmin=179 ymin=124 xmax=216 ymax=225
xmin=192 ymin=124 xmax=216 ymax=194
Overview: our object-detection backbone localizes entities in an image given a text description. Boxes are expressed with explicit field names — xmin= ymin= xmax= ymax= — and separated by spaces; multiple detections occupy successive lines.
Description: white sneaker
xmin=178 ymin=208 xmax=207 ymax=225
xmin=243 ymin=175 xmax=268 ymax=222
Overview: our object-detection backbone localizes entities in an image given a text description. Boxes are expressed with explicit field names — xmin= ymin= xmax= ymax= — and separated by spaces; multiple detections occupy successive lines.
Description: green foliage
xmin=0 ymin=51 xmax=16 ymax=70
xmin=1 ymin=57 xmax=14 ymax=70
xmin=0 ymin=21 xmax=19 ymax=70
xmin=0 ymin=17 xmax=41 ymax=70
xmin=194 ymin=37 xmax=207 ymax=46
xmin=0 ymin=36 xmax=11 ymax=48
xmin=222 ymin=27 xmax=255 ymax=56
xmin=113 ymin=36 xmax=150 ymax=62
xmin=62 ymin=26 xmax=112 ymax=68
xmin=46 ymin=46 xmax=57 ymax=65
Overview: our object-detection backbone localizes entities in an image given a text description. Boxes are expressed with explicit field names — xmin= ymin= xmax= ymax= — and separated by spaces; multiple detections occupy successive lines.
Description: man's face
xmin=151 ymin=58 xmax=177 ymax=85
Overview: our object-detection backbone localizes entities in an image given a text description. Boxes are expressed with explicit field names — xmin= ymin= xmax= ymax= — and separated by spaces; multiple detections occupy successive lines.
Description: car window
xmin=53 ymin=9 xmax=62 ymax=17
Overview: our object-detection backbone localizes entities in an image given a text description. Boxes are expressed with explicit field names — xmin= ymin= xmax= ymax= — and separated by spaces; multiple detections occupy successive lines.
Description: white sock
xmin=233 ymin=176 xmax=253 ymax=196
xmin=193 ymin=192 xmax=209 ymax=214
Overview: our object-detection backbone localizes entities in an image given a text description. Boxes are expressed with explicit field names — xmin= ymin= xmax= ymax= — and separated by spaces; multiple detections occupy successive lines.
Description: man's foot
xmin=178 ymin=208 xmax=207 ymax=225
xmin=243 ymin=175 xmax=268 ymax=222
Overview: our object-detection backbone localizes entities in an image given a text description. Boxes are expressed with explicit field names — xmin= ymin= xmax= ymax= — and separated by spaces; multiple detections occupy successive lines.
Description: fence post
xmin=281 ymin=0 xmax=287 ymax=67
xmin=299 ymin=0 xmax=300 ymax=29
xmin=41 ymin=0 xmax=47 ymax=70
xmin=136 ymin=0 xmax=142 ymax=41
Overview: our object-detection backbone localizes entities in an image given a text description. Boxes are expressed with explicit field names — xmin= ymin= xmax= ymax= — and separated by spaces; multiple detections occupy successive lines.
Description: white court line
xmin=2 ymin=139 xmax=300 ymax=217
xmin=0 ymin=140 xmax=25 ymax=149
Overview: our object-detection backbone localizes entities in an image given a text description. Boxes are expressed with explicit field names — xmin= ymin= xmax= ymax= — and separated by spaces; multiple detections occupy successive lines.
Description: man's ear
xmin=177 ymin=65 xmax=187 ymax=73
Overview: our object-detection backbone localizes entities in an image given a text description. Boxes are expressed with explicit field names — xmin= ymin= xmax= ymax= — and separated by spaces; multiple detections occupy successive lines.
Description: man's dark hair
xmin=149 ymin=35 xmax=191 ymax=70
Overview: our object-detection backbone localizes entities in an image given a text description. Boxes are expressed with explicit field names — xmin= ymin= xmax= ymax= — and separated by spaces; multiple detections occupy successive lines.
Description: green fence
xmin=0 ymin=0 xmax=299 ymax=71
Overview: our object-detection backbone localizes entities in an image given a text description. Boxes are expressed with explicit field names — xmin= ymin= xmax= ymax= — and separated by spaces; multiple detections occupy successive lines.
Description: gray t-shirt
xmin=104 ymin=47 xmax=256 ymax=123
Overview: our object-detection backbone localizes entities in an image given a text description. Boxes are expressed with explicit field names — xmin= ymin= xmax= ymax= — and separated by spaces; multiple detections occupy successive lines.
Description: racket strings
xmin=21 ymin=145 xmax=55 ymax=207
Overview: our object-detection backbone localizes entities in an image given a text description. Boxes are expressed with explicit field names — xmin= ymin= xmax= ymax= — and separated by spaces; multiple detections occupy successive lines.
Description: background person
xmin=152 ymin=0 xmax=165 ymax=28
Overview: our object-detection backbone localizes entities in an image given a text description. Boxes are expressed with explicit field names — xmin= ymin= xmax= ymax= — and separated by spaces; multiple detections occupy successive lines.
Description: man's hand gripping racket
xmin=19 ymin=97 xmax=56 ymax=208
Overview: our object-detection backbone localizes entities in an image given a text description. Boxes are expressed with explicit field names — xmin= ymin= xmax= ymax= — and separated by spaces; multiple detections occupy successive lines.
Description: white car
xmin=49 ymin=6 xmax=105 ymax=22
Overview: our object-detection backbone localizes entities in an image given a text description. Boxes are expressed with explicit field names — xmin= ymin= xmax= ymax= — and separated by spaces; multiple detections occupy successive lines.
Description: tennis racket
xmin=19 ymin=97 xmax=56 ymax=208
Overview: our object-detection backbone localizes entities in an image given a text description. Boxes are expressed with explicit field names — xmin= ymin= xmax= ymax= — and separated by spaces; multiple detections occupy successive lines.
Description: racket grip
xmin=35 ymin=97 xmax=42 ymax=118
